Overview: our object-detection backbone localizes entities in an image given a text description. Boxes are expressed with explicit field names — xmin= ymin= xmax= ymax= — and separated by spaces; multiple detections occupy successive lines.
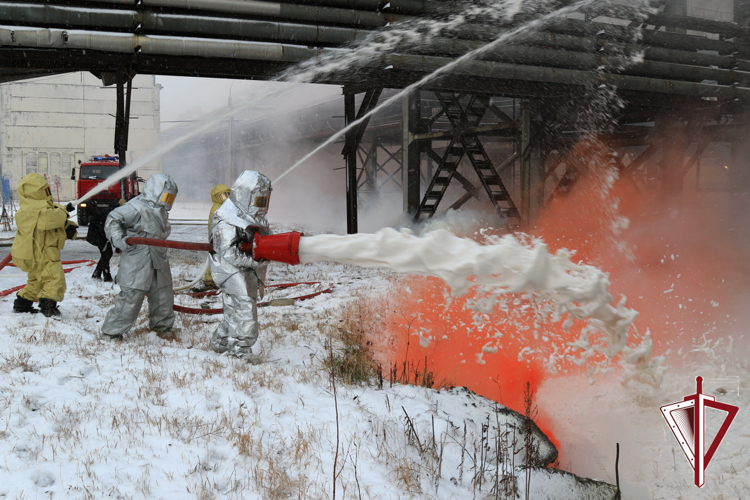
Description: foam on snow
xmin=299 ymin=227 xmax=665 ymax=385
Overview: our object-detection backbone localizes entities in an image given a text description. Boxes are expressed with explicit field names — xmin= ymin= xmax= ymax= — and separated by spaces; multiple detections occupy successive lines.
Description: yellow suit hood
xmin=209 ymin=184 xmax=231 ymax=227
xmin=210 ymin=184 xmax=231 ymax=206
xmin=18 ymin=173 xmax=54 ymax=206
xmin=11 ymin=173 xmax=69 ymax=273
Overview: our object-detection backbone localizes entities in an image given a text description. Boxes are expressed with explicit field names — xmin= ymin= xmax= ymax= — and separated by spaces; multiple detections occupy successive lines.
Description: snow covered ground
xmin=1 ymin=222 xmax=748 ymax=499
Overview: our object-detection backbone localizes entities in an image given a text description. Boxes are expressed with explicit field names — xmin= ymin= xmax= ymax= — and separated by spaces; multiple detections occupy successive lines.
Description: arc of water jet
xmin=274 ymin=0 xmax=644 ymax=184
xmin=73 ymin=81 xmax=305 ymax=205
xmin=74 ymin=0 xmax=643 ymax=203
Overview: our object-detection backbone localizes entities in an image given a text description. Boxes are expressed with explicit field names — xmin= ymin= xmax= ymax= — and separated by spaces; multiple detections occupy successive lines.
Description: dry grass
xmin=321 ymin=293 xmax=385 ymax=387
xmin=0 ymin=348 xmax=37 ymax=373
xmin=0 ymin=257 xmax=568 ymax=500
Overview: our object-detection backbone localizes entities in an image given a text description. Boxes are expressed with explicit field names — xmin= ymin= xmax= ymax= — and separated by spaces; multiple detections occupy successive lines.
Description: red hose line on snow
xmin=173 ymin=282 xmax=335 ymax=315
xmin=0 ymin=253 xmax=11 ymax=272
xmin=3 ymin=258 xmax=94 ymax=268
xmin=0 ymin=259 xmax=97 ymax=297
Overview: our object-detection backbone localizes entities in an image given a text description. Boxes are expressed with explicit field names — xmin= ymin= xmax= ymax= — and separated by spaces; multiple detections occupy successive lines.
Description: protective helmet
xmin=142 ymin=174 xmax=178 ymax=211
xmin=229 ymin=171 xmax=272 ymax=217
xmin=211 ymin=184 xmax=231 ymax=205
xmin=17 ymin=173 xmax=53 ymax=203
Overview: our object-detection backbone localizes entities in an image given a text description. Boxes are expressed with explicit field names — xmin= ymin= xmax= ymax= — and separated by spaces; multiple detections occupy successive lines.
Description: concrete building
xmin=0 ymin=72 xmax=161 ymax=201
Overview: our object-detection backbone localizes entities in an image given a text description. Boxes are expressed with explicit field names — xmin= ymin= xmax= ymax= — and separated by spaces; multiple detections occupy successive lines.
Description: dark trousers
xmin=94 ymin=242 xmax=113 ymax=276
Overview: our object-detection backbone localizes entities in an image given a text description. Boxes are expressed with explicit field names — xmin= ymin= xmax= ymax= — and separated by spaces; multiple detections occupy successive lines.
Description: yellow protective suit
xmin=11 ymin=174 xmax=71 ymax=302
xmin=204 ymin=184 xmax=231 ymax=286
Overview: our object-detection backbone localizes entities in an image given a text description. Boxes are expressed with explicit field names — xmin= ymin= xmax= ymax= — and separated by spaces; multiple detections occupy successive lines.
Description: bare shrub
xmin=322 ymin=294 xmax=383 ymax=386
xmin=0 ymin=349 xmax=37 ymax=373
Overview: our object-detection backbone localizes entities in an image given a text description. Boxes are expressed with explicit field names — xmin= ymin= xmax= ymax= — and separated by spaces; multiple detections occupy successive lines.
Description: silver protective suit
xmin=209 ymin=171 xmax=271 ymax=358
xmin=101 ymin=174 xmax=178 ymax=338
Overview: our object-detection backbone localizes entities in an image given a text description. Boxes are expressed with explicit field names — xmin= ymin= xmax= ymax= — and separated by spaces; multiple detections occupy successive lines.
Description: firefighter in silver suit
xmin=100 ymin=174 xmax=179 ymax=340
xmin=209 ymin=170 xmax=271 ymax=363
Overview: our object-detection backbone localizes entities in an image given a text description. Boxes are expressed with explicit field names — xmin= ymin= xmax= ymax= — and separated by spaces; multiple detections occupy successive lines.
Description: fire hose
xmin=1 ymin=233 xmax=319 ymax=309
xmin=125 ymin=231 xmax=302 ymax=265
xmin=173 ymin=281 xmax=335 ymax=315
xmin=125 ymin=233 xmax=328 ymax=315
xmin=0 ymin=254 xmax=96 ymax=297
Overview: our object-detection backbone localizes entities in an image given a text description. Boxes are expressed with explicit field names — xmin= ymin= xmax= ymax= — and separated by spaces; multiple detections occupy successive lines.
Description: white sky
xmin=156 ymin=76 xmax=341 ymax=128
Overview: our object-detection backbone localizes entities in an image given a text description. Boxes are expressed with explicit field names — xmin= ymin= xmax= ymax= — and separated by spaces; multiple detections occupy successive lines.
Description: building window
xmin=50 ymin=152 xmax=60 ymax=172
xmin=38 ymin=152 xmax=48 ymax=177
xmin=61 ymin=153 xmax=71 ymax=178
xmin=25 ymin=152 xmax=37 ymax=174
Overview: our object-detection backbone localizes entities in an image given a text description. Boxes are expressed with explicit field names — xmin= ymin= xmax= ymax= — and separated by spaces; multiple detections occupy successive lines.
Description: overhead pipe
xmin=0 ymin=3 xmax=139 ymax=28
xmin=78 ymin=0 xmax=444 ymax=16
xmin=6 ymin=3 xmax=750 ymax=74
xmin=0 ymin=26 xmax=329 ymax=63
xmin=4 ymin=12 xmax=750 ymax=86
xmin=645 ymin=13 xmax=749 ymax=39
xmin=85 ymin=0 xmax=410 ymax=28
xmin=382 ymin=53 xmax=750 ymax=100
xmin=538 ymin=17 xmax=750 ymax=58
xmin=4 ymin=23 xmax=750 ymax=94
xmin=10 ymin=2 xmax=750 ymax=60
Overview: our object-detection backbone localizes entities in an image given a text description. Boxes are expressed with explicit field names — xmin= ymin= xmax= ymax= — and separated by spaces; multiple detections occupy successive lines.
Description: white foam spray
xmin=299 ymin=228 xmax=666 ymax=386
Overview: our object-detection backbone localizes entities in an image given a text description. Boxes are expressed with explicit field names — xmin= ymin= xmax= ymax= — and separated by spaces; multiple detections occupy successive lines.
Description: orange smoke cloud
xmin=538 ymin=140 xmax=743 ymax=361
xmin=383 ymin=275 xmax=558 ymax=448
xmin=379 ymin=138 xmax=745 ymax=461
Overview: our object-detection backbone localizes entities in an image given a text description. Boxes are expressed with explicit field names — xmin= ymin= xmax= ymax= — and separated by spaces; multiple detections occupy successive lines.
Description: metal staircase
xmin=416 ymin=92 xmax=520 ymax=225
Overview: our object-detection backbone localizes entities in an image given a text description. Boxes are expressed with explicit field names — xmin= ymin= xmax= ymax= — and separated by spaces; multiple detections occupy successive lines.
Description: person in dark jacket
xmin=86 ymin=207 xmax=115 ymax=282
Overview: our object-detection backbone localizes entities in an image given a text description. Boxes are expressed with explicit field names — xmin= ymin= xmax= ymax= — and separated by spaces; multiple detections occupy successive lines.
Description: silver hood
xmin=141 ymin=173 xmax=178 ymax=211
xmin=229 ymin=171 xmax=272 ymax=219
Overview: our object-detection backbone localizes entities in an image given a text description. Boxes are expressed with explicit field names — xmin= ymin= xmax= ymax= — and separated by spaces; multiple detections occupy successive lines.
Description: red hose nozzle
xmin=253 ymin=231 xmax=302 ymax=265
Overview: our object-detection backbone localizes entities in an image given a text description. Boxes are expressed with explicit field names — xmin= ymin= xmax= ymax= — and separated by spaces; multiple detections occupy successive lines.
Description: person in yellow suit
xmin=204 ymin=184 xmax=230 ymax=287
xmin=11 ymin=173 xmax=77 ymax=317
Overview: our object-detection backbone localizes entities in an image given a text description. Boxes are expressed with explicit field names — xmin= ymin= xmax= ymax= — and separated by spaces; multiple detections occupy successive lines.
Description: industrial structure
xmin=0 ymin=0 xmax=748 ymax=231
xmin=0 ymin=73 xmax=161 ymax=199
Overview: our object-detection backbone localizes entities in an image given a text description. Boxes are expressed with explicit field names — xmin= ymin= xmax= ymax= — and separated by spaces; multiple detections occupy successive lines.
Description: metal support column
xmin=344 ymin=91 xmax=358 ymax=234
xmin=114 ymin=71 xmax=133 ymax=200
xmin=520 ymin=101 xmax=532 ymax=227
xmin=737 ymin=0 xmax=750 ymax=26
xmin=342 ymin=87 xmax=383 ymax=233
xmin=530 ymin=107 xmax=544 ymax=223
xmin=402 ymin=91 xmax=421 ymax=217
xmin=657 ymin=115 xmax=688 ymax=200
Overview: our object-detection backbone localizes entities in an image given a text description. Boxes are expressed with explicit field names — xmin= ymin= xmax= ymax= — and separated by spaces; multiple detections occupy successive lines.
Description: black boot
xmin=102 ymin=268 xmax=113 ymax=282
xmin=92 ymin=265 xmax=102 ymax=280
xmin=13 ymin=295 xmax=38 ymax=314
xmin=39 ymin=298 xmax=62 ymax=318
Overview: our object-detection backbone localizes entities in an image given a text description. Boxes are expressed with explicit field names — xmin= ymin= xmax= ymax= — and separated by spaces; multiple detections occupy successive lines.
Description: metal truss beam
xmin=343 ymin=87 xmax=383 ymax=233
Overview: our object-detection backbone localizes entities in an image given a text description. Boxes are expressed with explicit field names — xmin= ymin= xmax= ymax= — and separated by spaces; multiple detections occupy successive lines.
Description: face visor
xmin=253 ymin=194 xmax=270 ymax=208
xmin=216 ymin=191 xmax=230 ymax=203
xmin=252 ymin=193 xmax=271 ymax=214
xmin=160 ymin=191 xmax=177 ymax=210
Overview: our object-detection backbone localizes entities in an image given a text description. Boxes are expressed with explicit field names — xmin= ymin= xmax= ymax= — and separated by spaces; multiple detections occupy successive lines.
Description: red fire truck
xmin=72 ymin=155 xmax=140 ymax=226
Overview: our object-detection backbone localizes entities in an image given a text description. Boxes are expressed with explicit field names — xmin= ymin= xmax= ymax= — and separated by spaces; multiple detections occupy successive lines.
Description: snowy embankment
xmin=0 ymin=224 xmax=620 ymax=499
xmin=3 ymin=223 xmax=747 ymax=498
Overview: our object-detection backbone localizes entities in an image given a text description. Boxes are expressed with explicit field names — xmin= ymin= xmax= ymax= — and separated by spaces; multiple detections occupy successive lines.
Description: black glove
xmin=65 ymin=224 xmax=78 ymax=240
xmin=65 ymin=202 xmax=75 ymax=212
